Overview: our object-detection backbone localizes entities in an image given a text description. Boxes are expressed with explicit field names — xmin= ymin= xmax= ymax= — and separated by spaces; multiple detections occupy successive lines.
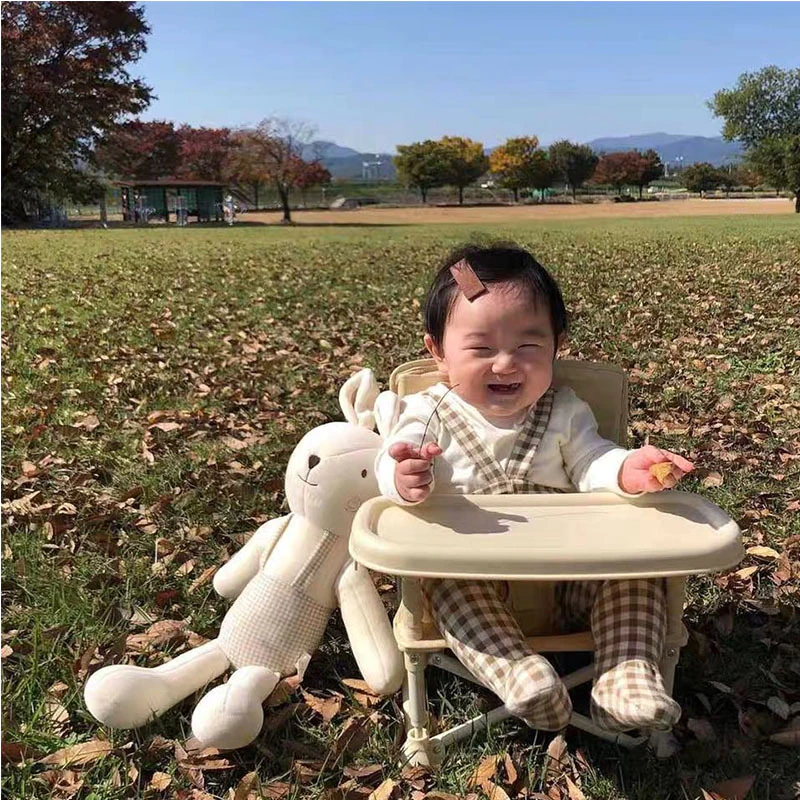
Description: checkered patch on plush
xmin=427 ymin=578 xmax=572 ymax=731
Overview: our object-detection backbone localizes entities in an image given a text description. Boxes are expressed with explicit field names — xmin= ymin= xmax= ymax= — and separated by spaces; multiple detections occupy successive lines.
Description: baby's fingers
xmin=388 ymin=442 xmax=421 ymax=462
xmin=420 ymin=442 xmax=442 ymax=459
xmin=662 ymin=450 xmax=695 ymax=474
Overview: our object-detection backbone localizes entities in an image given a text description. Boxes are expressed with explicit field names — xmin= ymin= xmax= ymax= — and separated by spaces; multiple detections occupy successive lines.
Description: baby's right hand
xmin=389 ymin=441 xmax=442 ymax=503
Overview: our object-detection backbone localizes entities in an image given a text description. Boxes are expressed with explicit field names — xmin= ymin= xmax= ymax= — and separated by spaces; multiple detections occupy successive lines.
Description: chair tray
xmin=351 ymin=491 xmax=743 ymax=581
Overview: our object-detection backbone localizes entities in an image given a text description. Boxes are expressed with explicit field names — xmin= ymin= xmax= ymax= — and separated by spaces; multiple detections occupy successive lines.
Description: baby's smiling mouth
xmin=488 ymin=383 xmax=521 ymax=394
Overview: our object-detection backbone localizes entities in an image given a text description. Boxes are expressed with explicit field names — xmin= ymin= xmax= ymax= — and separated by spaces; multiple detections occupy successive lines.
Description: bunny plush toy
xmin=85 ymin=370 xmax=404 ymax=749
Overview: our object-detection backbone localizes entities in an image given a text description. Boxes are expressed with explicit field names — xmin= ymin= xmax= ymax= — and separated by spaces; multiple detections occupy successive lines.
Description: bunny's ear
xmin=374 ymin=390 xmax=401 ymax=439
xmin=339 ymin=369 xmax=379 ymax=429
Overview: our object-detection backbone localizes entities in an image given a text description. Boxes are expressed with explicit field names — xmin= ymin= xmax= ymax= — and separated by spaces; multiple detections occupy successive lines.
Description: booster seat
xmin=350 ymin=358 xmax=743 ymax=766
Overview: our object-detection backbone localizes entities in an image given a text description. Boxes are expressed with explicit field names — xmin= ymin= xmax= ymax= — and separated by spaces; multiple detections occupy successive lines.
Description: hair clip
xmin=449 ymin=259 xmax=487 ymax=301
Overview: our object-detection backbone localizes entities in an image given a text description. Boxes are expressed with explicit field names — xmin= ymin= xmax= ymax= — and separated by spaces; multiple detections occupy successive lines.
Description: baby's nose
xmin=308 ymin=455 xmax=320 ymax=470
xmin=492 ymin=352 xmax=517 ymax=373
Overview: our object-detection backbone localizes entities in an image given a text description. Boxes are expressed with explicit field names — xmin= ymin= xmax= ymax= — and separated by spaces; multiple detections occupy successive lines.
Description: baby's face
xmin=425 ymin=282 xmax=559 ymax=422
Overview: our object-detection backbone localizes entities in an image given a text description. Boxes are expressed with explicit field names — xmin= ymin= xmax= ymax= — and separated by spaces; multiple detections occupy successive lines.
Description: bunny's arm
xmin=336 ymin=559 xmax=404 ymax=695
xmin=213 ymin=514 xmax=292 ymax=600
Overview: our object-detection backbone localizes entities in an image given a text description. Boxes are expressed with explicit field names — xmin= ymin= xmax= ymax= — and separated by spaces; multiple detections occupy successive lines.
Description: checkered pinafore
xmin=421 ymin=384 xmax=568 ymax=495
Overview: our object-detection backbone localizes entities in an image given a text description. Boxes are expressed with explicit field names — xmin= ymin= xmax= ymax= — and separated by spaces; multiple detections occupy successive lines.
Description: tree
xmin=176 ymin=126 xmax=233 ymax=182
xmin=548 ymin=140 xmax=598 ymax=199
xmin=680 ymin=162 xmax=724 ymax=196
xmin=294 ymin=159 xmax=331 ymax=206
xmin=1 ymin=2 xmax=152 ymax=222
xmin=731 ymin=163 xmax=760 ymax=190
xmin=227 ymin=117 xmax=315 ymax=223
xmin=527 ymin=151 xmax=557 ymax=201
xmin=488 ymin=136 xmax=541 ymax=202
xmin=633 ymin=149 xmax=664 ymax=198
xmin=718 ymin=166 xmax=738 ymax=196
xmin=709 ymin=66 xmax=800 ymax=211
xmin=393 ymin=141 xmax=449 ymax=203
xmin=95 ymin=120 xmax=180 ymax=179
xmin=592 ymin=151 xmax=641 ymax=195
xmin=438 ymin=136 xmax=489 ymax=205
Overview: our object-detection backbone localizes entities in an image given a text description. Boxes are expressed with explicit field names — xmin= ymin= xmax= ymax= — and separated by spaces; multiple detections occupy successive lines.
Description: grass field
xmin=2 ymin=214 xmax=799 ymax=800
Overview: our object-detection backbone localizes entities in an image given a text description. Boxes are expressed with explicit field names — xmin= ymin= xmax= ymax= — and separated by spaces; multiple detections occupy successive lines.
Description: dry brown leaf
xmin=767 ymin=696 xmax=790 ymax=720
xmin=768 ymin=726 xmax=800 ymax=747
xmin=150 ymin=422 xmax=182 ymax=433
xmin=2 ymin=741 xmax=40 ymax=763
xmin=148 ymin=772 xmax=172 ymax=791
xmin=38 ymin=738 xmax=112 ymax=767
xmin=565 ymin=777 xmax=586 ymax=800
xmin=342 ymin=764 xmax=384 ymax=784
xmin=746 ymin=546 xmax=780 ymax=560
xmin=189 ymin=565 xmax=217 ymax=593
xmin=707 ymin=775 xmax=755 ymax=800
xmin=302 ymin=690 xmax=343 ymax=723
xmin=369 ymin=778 xmax=398 ymax=800
xmin=73 ymin=414 xmax=100 ymax=431
xmin=503 ymin=752 xmax=519 ymax=786
xmin=467 ymin=754 xmax=501 ymax=788
xmin=333 ymin=715 xmax=373 ymax=758
xmin=1 ymin=644 xmax=13 ymax=659
xmin=233 ymin=771 xmax=260 ymax=800
xmin=688 ymin=717 xmax=717 ymax=742
xmin=702 ymin=471 xmax=724 ymax=488
xmin=544 ymin=734 xmax=569 ymax=780
xmin=479 ymin=779 xmax=511 ymax=800
xmin=649 ymin=462 xmax=674 ymax=485
xmin=266 ymin=674 xmax=302 ymax=707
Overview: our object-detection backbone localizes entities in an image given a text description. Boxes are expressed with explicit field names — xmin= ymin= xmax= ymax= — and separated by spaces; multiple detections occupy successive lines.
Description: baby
xmin=376 ymin=244 xmax=694 ymax=733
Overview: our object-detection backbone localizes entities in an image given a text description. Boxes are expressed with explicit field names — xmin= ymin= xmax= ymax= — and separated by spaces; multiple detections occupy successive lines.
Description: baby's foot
xmin=505 ymin=654 xmax=573 ymax=731
xmin=591 ymin=659 xmax=681 ymax=732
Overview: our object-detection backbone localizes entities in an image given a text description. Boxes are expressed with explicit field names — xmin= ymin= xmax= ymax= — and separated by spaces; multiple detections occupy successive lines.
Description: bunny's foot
xmin=85 ymin=641 xmax=230 ymax=729
xmin=191 ymin=665 xmax=281 ymax=750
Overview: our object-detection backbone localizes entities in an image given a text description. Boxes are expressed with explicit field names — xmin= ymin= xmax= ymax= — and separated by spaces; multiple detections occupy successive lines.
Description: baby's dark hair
xmin=423 ymin=243 xmax=569 ymax=351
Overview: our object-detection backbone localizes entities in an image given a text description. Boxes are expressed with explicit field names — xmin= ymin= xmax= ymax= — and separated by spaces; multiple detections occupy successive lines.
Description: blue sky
xmin=137 ymin=2 xmax=799 ymax=153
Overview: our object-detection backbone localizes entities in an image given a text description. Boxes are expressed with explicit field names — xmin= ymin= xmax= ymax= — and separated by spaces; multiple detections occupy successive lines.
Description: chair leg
xmin=401 ymin=652 xmax=442 ymax=767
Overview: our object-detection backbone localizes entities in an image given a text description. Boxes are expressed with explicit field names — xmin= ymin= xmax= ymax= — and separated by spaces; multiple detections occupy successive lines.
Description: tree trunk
xmin=99 ymin=194 xmax=108 ymax=225
xmin=421 ymin=186 xmax=427 ymax=204
xmin=513 ymin=187 xmax=519 ymax=203
xmin=540 ymin=188 xmax=545 ymax=202
xmin=277 ymin=182 xmax=291 ymax=223
xmin=638 ymin=185 xmax=643 ymax=199
xmin=795 ymin=191 xmax=800 ymax=213
xmin=253 ymin=182 xmax=259 ymax=210
xmin=571 ymin=185 xmax=577 ymax=200
xmin=458 ymin=186 xmax=464 ymax=205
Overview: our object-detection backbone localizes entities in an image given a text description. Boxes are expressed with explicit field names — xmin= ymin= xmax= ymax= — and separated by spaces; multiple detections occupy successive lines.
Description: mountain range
xmin=304 ymin=133 xmax=744 ymax=181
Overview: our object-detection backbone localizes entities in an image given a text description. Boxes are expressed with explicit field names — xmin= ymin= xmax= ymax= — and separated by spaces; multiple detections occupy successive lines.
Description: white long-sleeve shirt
xmin=376 ymin=384 xmax=640 ymax=505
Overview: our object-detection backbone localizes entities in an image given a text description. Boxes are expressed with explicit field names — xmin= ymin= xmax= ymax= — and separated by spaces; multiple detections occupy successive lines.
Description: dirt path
xmin=245 ymin=197 xmax=793 ymax=226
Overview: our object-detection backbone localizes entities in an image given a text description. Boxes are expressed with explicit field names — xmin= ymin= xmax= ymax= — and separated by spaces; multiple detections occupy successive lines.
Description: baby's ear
xmin=424 ymin=333 xmax=444 ymax=365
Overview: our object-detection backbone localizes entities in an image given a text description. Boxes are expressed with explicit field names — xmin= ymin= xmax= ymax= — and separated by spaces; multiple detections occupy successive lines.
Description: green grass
xmin=2 ymin=214 xmax=799 ymax=800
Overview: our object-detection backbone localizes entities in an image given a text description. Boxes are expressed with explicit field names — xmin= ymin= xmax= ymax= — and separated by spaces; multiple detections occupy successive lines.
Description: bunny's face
xmin=285 ymin=422 xmax=382 ymax=535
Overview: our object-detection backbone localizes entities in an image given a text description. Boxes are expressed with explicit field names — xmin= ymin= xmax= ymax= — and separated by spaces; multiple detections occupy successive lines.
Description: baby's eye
xmin=519 ymin=343 xmax=541 ymax=349
xmin=361 ymin=469 xmax=368 ymax=478
xmin=467 ymin=346 xmax=492 ymax=352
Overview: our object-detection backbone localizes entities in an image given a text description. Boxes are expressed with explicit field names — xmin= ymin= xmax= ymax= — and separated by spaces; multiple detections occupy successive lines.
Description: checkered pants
xmin=428 ymin=577 xmax=677 ymax=732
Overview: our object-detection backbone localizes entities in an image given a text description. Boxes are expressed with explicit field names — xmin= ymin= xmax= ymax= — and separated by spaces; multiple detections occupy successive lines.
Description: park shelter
xmin=115 ymin=180 xmax=226 ymax=223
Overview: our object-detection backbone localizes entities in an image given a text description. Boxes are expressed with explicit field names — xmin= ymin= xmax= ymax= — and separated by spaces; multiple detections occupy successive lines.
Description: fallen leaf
xmin=768 ymin=727 xmax=800 ymax=747
xmin=566 ymin=777 xmax=587 ymax=800
xmin=746 ymin=546 xmax=780 ymax=560
xmin=688 ymin=717 xmax=717 ymax=742
xmin=707 ymin=775 xmax=755 ymax=800
xmin=544 ymin=734 xmax=569 ymax=780
xmin=333 ymin=716 xmax=373 ymax=758
xmin=302 ymin=690 xmax=343 ymax=723
xmin=369 ymin=779 xmax=398 ymax=800
xmin=702 ymin=471 xmax=724 ymax=488
xmin=266 ymin=674 xmax=302 ymax=707
xmin=467 ymin=754 xmax=501 ymax=788
xmin=148 ymin=772 xmax=172 ymax=791
xmin=479 ymin=779 xmax=511 ymax=800
xmin=38 ymin=739 xmax=112 ymax=767
xmin=73 ymin=414 xmax=100 ymax=431
xmin=767 ymin=696 xmax=790 ymax=720
xmin=649 ymin=462 xmax=674 ymax=485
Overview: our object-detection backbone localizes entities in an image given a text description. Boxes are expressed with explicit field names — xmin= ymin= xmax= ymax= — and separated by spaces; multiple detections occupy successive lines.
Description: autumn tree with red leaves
xmin=95 ymin=120 xmax=180 ymax=180
xmin=176 ymin=126 xmax=233 ymax=182
xmin=593 ymin=151 xmax=643 ymax=195
xmin=1 ymin=2 xmax=152 ymax=221
xmin=293 ymin=159 xmax=331 ymax=205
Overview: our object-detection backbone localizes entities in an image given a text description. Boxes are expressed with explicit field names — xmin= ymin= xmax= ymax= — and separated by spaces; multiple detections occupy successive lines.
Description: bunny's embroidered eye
xmin=361 ymin=469 xmax=368 ymax=478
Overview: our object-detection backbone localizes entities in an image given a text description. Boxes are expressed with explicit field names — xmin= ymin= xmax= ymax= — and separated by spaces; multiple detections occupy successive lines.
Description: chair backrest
xmin=389 ymin=358 xmax=628 ymax=447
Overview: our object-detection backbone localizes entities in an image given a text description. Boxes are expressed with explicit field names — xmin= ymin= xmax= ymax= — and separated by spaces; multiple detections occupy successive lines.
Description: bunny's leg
xmin=588 ymin=579 xmax=681 ymax=732
xmin=191 ymin=665 xmax=281 ymax=750
xmin=428 ymin=579 xmax=572 ymax=731
xmin=84 ymin=640 xmax=230 ymax=729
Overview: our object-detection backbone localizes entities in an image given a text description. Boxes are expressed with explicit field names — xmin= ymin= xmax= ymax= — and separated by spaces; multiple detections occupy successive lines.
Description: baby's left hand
xmin=619 ymin=445 xmax=695 ymax=493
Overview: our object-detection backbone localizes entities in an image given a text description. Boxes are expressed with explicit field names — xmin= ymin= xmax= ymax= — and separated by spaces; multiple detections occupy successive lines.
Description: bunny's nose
xmin=308 ymin=455 xmax=320 ymax=471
